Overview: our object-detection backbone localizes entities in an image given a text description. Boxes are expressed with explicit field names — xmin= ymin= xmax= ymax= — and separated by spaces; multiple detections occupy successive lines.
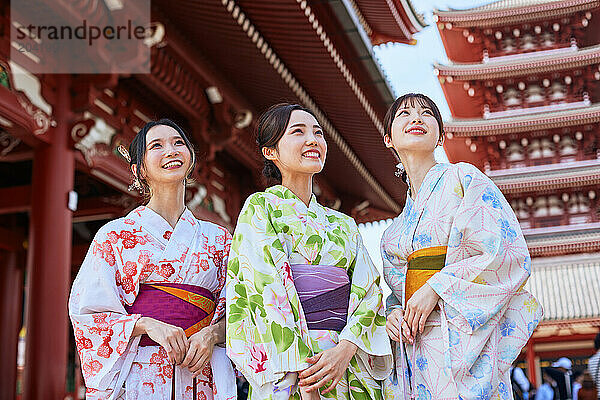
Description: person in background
xmin=588 ymin=333 xmax=600 ymax=399
xmin=577 ymin=372 xmax=598 ymax=400
xmin=546 ymin=357 xmax=574 ymax=400
xmin=574 ymin=371 xmax=584 ymax=400
xmin=537 ymin=370 xmax=558 ymax=400
xmin=511 ymin=365 xmax=532 ymax=400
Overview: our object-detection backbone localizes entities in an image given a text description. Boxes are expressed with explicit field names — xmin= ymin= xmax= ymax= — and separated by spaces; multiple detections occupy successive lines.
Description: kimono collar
xmin=407 ymin=163 xmax=449 ymax=205
xmin=129 ymin=205 xmax=196 ymax=246
xmin=266 ymin=185 xmax=318 ymax=209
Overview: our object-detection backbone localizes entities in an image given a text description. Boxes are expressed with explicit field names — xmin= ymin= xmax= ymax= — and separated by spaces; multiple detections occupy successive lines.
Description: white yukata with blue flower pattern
xmin=381 ymin=162 xmax=543 ymax=400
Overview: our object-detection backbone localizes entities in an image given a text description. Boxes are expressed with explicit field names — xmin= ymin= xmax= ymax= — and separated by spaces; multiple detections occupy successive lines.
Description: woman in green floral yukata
xmin=226 ymin=104 xmax=392 ymax=399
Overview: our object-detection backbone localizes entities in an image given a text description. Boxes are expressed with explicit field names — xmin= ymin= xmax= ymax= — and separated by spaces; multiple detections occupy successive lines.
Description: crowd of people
xmin=511 ymin=333 xmax=600 ymax=400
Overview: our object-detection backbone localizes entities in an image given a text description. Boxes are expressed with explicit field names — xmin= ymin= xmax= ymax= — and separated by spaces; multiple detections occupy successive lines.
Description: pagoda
xmin=433 ymin=0 xmax=600 ymax=385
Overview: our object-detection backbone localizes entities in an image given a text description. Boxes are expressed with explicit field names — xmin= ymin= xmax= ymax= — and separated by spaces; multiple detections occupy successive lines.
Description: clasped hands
xmin=386 ymin=283 xmax=440 ymax=343
xmin=134 ymin=317 xmax=221 ymax=378
xmin=296 ymin=339 xmax=358 ymax=399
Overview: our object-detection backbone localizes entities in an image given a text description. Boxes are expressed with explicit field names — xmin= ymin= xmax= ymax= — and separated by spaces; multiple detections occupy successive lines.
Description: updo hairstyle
xmin=128 ymin=118 xmax=196 ymax=197
xmin=255 ymin=103 xmax=317 ymax=182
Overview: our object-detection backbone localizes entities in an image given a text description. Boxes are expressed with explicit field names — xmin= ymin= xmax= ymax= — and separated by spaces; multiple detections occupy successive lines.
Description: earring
xmin=394 ymin=162 xmax=405 ymax=178
xmin=128 ymin=178 xmax=144 ymax=193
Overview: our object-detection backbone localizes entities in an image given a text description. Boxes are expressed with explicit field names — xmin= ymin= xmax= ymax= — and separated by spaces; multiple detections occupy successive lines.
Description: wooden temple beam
xmin=154 ymin=14 xmax=254 ymax=113
xmin=72 ymin=197 xmax=128 ymax=223
xmin=532 ymin=332 xmax=600 ymax=343
xmin=0 ymin=185 xmax=30 ymax=215
xmin=0 ymin=226 xmax=25 ymax=251
xmin=0 ymin=185 xmax=130 ymax=222
xmin=0 ymin=150 xmax=34 ymax=162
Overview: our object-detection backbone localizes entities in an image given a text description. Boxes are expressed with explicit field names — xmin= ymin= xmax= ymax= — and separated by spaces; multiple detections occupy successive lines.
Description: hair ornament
xmin=117 ymin=144 xmax=131 ymax=163
xmin=394 ymin=162 xmax=405 ymax=178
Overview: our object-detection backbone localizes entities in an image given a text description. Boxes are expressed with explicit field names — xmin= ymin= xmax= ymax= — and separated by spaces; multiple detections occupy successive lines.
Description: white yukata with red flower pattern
xmin=69 ymin=206 xmax=236 ymax=400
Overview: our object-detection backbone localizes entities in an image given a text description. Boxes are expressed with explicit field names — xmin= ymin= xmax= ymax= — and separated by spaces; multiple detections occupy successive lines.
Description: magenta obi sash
xmin=125 ymin=283 xmax=216 ymax=346
xmin=290 ymin=264 xmax=350 ymax=332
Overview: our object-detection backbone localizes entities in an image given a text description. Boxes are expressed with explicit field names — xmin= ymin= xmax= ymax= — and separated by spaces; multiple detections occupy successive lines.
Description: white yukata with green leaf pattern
xmin=226 ymin=185 xmax=392 ymax=399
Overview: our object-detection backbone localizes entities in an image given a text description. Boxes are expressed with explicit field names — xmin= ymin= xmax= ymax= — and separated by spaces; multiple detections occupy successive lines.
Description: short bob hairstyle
xmin=128 ymin=118 xmax=196 ymax=197
xmin=255 ymin=103 xmax=318 ymax=182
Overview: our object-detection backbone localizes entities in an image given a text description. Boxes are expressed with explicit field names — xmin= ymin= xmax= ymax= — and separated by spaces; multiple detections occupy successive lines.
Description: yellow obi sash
xmin=405 ymin=246 xmax=447 ymax=304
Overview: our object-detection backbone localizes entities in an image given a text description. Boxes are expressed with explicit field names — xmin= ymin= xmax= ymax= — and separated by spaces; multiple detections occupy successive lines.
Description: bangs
xmin=382 ymin=92 xmax=444 ymax=140
xmin=397 ymin=95 xmax=436 ymax=113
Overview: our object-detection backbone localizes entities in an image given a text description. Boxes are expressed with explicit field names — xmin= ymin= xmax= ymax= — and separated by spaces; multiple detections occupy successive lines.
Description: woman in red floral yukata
xmin=69 ymin=119 xmax=236 ymax=400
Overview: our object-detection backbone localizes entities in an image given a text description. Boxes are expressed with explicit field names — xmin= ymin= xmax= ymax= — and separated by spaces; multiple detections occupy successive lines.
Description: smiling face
xmin=133 ymin=124 xmax=192 ymax=190
xmin=263 ymin=109 xmax=327 ymax=179
xmin=384 ymin=96 xmax=442 ymax=156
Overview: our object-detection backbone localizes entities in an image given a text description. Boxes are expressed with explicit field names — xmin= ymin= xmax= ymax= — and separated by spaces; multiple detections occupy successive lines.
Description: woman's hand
xmin=133 ymin=317 xmax=189 ymax=364
xmin=181 ymin=318 xmax=225 ymax=378
xmin=298 ymin=340 xmax=358 ymax=395
xmin=180 ymin=326 xmax=217 ymax=377
xmin=386 ymin=307 xmax=413 ymax=344
xmin=404 ymin=283 xmax=440 ymax=338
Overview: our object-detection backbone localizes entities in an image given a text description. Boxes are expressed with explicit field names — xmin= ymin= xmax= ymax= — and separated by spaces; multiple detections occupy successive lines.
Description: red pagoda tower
xmin=433 ymin=0 xmax=600 ymax=385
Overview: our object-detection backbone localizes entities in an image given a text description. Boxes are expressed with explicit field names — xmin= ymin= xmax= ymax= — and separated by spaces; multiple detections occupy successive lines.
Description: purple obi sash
xmin=290 ymin=264 xmax=350 ymax=332
xmin=125 ymin=283 xmax=216 ymax=346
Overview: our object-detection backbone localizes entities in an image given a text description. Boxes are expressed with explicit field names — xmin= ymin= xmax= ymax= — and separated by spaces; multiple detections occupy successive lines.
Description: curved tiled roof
xmin=466 ymin=0 xmax=566 ymax=12
xmin=435 ymin=45 xmax=600 ymax=80
xmin=524 ymin=224 xmax=600 ymax=258
xmin=149 ymin=0 xmax=409 ymax=218
xmin=526 ymin=254 xmax=600 ymax=321
xmin=349 ymin=0 xmax=426 ymax=45
xmin=444 ymin=103 xmax=600 ymax=135
xmin=489 ymin=160 xmax=600 ymax=194
xmin=434 ymin=0 xmax=599 ymax=27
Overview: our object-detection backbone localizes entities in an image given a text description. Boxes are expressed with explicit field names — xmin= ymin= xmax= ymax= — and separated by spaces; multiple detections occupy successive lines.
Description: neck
xmin=145 ymin=182 xmax=186 ymax=228
xmin=281 ymin=173 xmax=313 ymax=206
xmin=398 ymin=151 xmax=437 ymax=199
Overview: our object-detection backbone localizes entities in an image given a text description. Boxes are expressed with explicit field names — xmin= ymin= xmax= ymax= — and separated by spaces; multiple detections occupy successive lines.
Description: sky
xmin=358 ymin=0 xmax=494 ymax=294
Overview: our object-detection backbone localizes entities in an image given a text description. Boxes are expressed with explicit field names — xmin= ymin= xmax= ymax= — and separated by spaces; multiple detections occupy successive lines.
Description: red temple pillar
xmin=0 ymin=251 xmax=24 ymax=400
xmin=23 ymin=75 xmax=74 ymax=400
xmin=526 ymin=339 xmax=537 ymax=387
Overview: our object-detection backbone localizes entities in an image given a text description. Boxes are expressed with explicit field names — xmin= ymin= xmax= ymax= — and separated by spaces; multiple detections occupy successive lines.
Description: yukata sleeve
xmin=427 ymin=164 xmax=532 ymax=334
xmin=381 ymin=235 xmax=404 ymax=316
xmin=68 ymin=226 xmax=141 ymax=396
xmin=212 ymin=228 xmax=232 ymax=324
xmin=226 ymin=193 xmax=311 ymax=392
xmin=210 ymin=227 xmax=237 ymax=400
xmin=339 ymin=230 xmax=393 ymax=380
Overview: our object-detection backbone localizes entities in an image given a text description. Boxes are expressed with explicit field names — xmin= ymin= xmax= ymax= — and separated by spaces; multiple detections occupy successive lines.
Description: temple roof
xmin=524 ymin=223 xmax=600 ymax=258
xmin=349 ymin=0 xmax=426 ymax=45
xmin=434 ymin=0 xmax=599 ymax=27
xmin=526 ymin=253 xmax=600 ymax=321
xmin=435 ymin=45 xmax=600 ymax=80
xmin=444 ymin=103 xmax=600 ymax=135
xmin=488 ymin=159 xmax=600 ymax=194
xmin=461 ymin=0 xmax=566 ymax=12
xmin=145 ymin=0 xmax=420 ymax=218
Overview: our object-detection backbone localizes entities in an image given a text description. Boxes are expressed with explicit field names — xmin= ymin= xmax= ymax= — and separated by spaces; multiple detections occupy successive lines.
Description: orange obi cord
xmin=150 ymin=284 xmax=216 ymax=337
xmin=405 ymin=246 xmax=447 ymax=304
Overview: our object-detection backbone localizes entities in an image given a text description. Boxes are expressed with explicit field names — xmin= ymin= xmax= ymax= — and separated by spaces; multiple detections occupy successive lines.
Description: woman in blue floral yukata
xmin=380 ymin=93 xmax=542 ymax=400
